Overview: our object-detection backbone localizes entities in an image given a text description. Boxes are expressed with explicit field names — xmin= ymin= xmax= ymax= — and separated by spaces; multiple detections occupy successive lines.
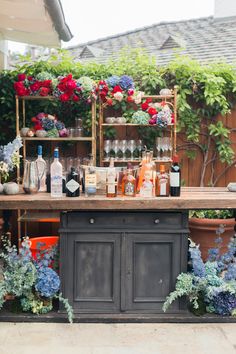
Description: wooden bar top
xmin=0 ymin=187 xmax=235 ymax=210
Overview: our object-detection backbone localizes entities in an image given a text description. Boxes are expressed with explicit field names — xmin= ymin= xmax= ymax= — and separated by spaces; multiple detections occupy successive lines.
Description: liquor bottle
xmin=122 ymin=168 xmax=136 ymax=197
xmin=137 ymin=151 xmax=154 ymax=194
xmin=66 ymin=167 xmax=80 ymax=197
xmin=106 ymin=158 xmax=117 ymax=198
xmin=50 ymin=148 xmax=63 ymax=197
xmin=35 ymin=145 xmax=46 ymax=192
xmin=170 ymin=155 xmax=181 ymax=196
xmin=155 ymin=164 xmax=170 ymax=197
xmin=85 ymin=155 xmax=96 ymax=196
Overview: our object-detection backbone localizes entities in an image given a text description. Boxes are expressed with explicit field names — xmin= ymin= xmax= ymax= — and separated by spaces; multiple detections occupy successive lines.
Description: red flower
xmin=127 ymin=96 xmax=134 ymax=103
xmin=106 ymin=97 xmax=113 ymax=106
xmin=100 ymin=90 xmax=108 ymax=98
xmin=66 ymin=79 xmax=77 ymax=91
xmin=141 ymin=102 xmax=149 ymax=111
xmin=14 ymin=81 xmax=29 ymax=96
xmin=34 ymin=122 xmax=43 ymax=131
xmin=41 ymin=80 xmax=52 ymax=88
xmin=128 ymin=89 xmax=134 ymax=96
xmin=112 ymin=85 xmax=123 ymax=94
xmin=18 ymin=73 xmax=26 ymax=81
xmin=31 ymin=117 xmax=38 ymax=123
xmin=67 ymin=74 xmax=73 ymax=80
xmin=27 ymin=76 xmax=33 ymax=81
xmin=149 ymin=118 xmax=156 ymax=125
xmin=147 ymin=107 xmax=157 ymax=116
xmin=39 ymin=87 xmax=50 ymax=96
xmin=72 ymin=95 xmax=79 ymax=102
xmin=146 ymin=98 xmax=152 ymax=104
xmin=171 ymin=113 xmax=175 ymax=124
xmin=30 ymin=82 xmax=40 ymax=92
xmin=60 ymin=93 xmax=70 ymax=102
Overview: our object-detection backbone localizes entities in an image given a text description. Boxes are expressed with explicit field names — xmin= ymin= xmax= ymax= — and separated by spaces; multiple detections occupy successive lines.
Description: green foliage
xmin=1 ymin=49 xmax=236 ymax=173
xmin=189 ymin=209 xmax=234 ymax=219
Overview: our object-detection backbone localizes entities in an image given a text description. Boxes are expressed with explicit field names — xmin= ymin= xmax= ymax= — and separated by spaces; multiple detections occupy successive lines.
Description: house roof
xmin=0 ymin=0 xmax=72 ymax=47
xmin=68 ymin=16 xmax=236 ymax=65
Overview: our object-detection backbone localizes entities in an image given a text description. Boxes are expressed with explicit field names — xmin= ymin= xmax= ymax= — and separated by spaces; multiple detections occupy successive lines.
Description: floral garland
xmin=14 ymin=73 xmax=97 ymax=103
xmin=96 ymin=75 xmax=144 ymax=106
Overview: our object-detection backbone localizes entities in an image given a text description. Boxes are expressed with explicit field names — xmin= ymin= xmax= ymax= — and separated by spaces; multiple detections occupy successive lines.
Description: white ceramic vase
xmin=3 ymin=182 xmax=19 ymax=195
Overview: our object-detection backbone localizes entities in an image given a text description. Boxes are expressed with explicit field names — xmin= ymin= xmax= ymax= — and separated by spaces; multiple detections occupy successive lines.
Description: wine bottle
xmin=106 ymin=158 xmax=117 ymax=198
xmin=66 ymin=167 xmax=80 ymax=197
xmin=50 ymin=148 xmax=63 ymax=197
xmin=35 ymin=145 xmax=46 ymax=192
xmin=85 ymin=155 xmax=96 ymax=197
xmin=170 ymin=155 xmax=181 ymax=196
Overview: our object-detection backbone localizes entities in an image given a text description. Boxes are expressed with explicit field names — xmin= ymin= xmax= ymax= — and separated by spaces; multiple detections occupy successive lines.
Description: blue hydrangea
xmin=207 ymin=247 xmax=219 ymax=262
xmin=189 ymin=244 xmax=206 ymax=277
xmin=211 ymin=292 xmax=236 ymax=315
xmin=119 ymin=75 xmax=134 ymax=90
xmin=0 ymin=136 xmax=22 ymax=167
xmin=35 ymin=267 xmax=60 ymax=298
xmin=42 ymin=118 xmax=55 ymax=131
xmin=106 ymin=76 xmax=120 ymax=88
xmin=224 ymin=264 xmax=236 ymax=281
xmin=55 ymin=121 xmax=65 ymax=131
xmin=156 ymin=110 xmax=170 ymax=128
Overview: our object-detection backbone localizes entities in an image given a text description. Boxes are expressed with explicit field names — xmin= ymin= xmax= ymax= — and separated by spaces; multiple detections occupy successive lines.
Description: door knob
xmin=154 ymin=219 xmax=160 ymax=224
xmin=89 ymin=218 xmax=95 ymax=224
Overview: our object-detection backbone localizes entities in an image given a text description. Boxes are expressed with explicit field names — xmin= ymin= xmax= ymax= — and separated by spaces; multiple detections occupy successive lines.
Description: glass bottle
xmin=155 ymin=164 xmax=170 ymax=197
xmin=85 ymin=155 xmax=96 ymax=197
xmin=66 ymin=167 xmax=80 ymax=197
xmin=50 ymin=148 xmax=63 ymax=197
xmin=106 ymin=158 xmax=117 ymax=198
xmin=35 ymin=145 xmax=46 ymax=192
xmin=137 ymin=151 xmax=154 ymax=194
xmin=122 ymin=168 xmax=136 ymax=197
xmin=170 ymin=155 xmax=181 ymax=197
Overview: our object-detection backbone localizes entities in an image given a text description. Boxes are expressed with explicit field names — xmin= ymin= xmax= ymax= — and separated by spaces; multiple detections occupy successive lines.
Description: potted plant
xmin=189 ymin=210 xmax=235 ymax=261
xmin=163 ymin=231 xmax=236 ymax=316
xmin=0 ymin=236 xmax=73 ymax=322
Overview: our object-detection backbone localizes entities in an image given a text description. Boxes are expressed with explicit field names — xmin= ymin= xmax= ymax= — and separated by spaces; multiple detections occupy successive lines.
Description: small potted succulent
xmin=189 ymin=209 xmax=235 ymax=261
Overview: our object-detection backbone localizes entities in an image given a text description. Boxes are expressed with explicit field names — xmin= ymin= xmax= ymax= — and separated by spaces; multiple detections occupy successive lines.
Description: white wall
xmin=214 ymin=0 xmax=236 ymax=19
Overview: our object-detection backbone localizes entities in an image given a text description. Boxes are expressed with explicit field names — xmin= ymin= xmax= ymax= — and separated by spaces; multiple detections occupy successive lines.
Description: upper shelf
xmin=101 ymin=123 xmax=174 ymax=127
xmin=16 ymin=95 xmax=55 ymax=101
xmin=22 ymin=137 xmax=93 ymax=141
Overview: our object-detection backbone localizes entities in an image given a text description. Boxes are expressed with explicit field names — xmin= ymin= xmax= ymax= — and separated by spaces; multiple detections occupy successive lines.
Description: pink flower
xmin=128 ymin=89 xmax=134 ymax=96
xmin=113 ymin=92 xmax=123 ymax=102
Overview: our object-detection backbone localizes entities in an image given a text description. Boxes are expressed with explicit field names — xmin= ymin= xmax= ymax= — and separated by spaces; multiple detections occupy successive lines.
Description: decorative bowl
xmin=36 ymin=129 xmax=47 ymax=138
xmin=227 ymin=182 xmax=236 ymax=192
xmin=116 ymin=117 xmax=126 ymax=124
xmin=3 ymin=182 xmax=19 ymax=195
xmin=20 ymin=127 xmax=30 ymax=137
xmin=160 ymin=88 xmax=172 ymax=96
xmin=105 ymin=117 xmax=116 ymax=124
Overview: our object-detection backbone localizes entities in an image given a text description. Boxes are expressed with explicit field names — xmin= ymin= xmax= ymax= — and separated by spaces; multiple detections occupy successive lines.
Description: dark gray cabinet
xmin=60 ymin=211 xmax=188 ymax=314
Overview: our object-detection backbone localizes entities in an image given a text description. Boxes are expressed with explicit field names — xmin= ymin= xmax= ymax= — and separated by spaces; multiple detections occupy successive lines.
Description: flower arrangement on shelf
xmin=163 ymin=225 xmax=236 ymax=316
xmin=30 ymin=112 xmax=68 ymax=138
xmin=0 ymin=236 xmax=73 ymax=322
xmin=97 ymin=75 xmax=144 ymax=108
xmin=54 ymin=74 xmax=97 ymax=103
xmin=0 ymin=136 xmax=22 ymax=182
xmin=138 ymin=98 xmax=175 ymax=127
xmin=14 ymin=72 xmax=97 ymax=104
xmin=14 ymin=72 xmax=55 ymax=97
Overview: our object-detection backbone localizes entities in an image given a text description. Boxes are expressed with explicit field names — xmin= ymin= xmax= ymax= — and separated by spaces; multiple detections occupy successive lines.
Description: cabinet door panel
xmin=63 ymin=232 xmax=121 ymax=313
xmin=124 ymin=233 xmax=184 ymax=312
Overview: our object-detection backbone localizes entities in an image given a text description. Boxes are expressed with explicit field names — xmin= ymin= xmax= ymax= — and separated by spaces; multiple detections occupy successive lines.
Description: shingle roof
xmin=68 ymin=16 xmax=236 ymax=65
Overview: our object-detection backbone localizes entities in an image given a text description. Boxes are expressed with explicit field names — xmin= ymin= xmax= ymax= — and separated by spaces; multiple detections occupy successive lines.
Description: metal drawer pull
xmin=89 ymin=218 xmax=95 ymax=224
xmin=154 ymin=219 xmax=160 ymax=224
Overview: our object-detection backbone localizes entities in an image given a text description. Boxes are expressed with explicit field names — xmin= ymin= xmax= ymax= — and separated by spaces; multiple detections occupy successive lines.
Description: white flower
xmin=134 ymin=91 xmax=144 ymax=104
xmin=113 ymin=92 xmax=123 ymax=102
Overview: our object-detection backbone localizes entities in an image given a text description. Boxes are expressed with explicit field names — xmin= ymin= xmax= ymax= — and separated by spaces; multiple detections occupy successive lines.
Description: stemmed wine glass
xmin=104 ymin=140 xmax=111 ymax=161
xmin=112 ymin=140 xmax=119 ymax=161
xmin=128 ymin=140 xmax=136 ymax=161
xmin=120 ymin=140 xmax=127 ymax=161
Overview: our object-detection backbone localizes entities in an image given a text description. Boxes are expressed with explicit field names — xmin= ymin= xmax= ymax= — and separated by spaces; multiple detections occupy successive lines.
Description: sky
xmin=8 ymin=0 xmax=215 ymax=52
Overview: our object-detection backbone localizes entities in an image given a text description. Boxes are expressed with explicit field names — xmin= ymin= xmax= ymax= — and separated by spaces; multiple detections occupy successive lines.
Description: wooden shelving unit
xmin=15 ymin=95 xmax=96 ymax=244
xmin=98 ymin=87 xmax=178 ymax=166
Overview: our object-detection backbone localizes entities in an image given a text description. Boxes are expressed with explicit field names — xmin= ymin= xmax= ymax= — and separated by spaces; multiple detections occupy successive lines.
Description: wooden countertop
xmin=0 ymin=187 xmax=235 ymax=210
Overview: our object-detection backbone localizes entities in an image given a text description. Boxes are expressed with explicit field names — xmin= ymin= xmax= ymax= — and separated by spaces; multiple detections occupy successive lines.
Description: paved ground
xmin=0 ymin=323 xmax=235 ymax=354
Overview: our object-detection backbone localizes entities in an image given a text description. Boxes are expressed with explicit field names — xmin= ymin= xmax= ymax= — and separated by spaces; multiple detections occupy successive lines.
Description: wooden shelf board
xmin=102 ymin=159 xmax=172 ymax=163
xmin=22 ymin=137 xmax=93 ymax=141
xmin=18 ymin=211 xmax=60 ymax=222
xmin=16 ymin=95 xmax=55 ymax=100
xmin=102 ymin=124 xmax=174 ymax=127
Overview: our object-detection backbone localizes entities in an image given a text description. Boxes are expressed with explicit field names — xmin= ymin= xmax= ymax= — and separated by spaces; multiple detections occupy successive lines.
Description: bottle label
xmin=66 ymin=179 xmax=80 ymax=193
xmin=140 ymin=180 xmax=153 ymax=197
xmin=170 ymin=172 xmax=180 ymax=187
xmin=125 ymin=182 xmax=135 ymax=196
xmin=51 ymin=175 xmax=62 ymax=184
xmin=107 ymin=184 xmax=116 ymax=194
xmin=85 ymin=174 xmax=97 ymax=187
xmin=160 ymin=180 xmax=167 ymax=195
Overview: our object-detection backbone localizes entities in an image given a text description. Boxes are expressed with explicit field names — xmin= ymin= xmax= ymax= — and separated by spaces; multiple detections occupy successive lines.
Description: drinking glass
xmin=104 ymin=140 xmax=111 ymax=161
xmin=112 ymin=140 xmax=120 ymax=160
xmin=162 ymin=137 xmax=169 ymax=161
xmin=156 ymin=137 xmax=162 ymax=160
xmin=120 ymin=140 xmax=127 ymax=161
xmin=136 ymin=139 xmax=143 ymax=160
xmin=128 ymin=140 xmax=136 ymax=161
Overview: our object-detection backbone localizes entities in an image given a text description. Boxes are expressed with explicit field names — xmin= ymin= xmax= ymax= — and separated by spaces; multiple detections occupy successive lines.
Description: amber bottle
xmin=155 ymin=164 xmax=170 ymax=197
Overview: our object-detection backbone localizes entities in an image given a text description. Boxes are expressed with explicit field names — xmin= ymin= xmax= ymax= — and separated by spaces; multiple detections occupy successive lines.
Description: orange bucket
xmin=28 ymin=236 xmax=59 ymax=259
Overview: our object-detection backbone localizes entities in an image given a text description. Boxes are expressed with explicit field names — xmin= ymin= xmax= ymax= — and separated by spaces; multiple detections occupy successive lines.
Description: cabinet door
xmin=123 ymin=233 xmax=185 ymax=312
xmin=62 ymin=232 xmax=121 ymax=313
